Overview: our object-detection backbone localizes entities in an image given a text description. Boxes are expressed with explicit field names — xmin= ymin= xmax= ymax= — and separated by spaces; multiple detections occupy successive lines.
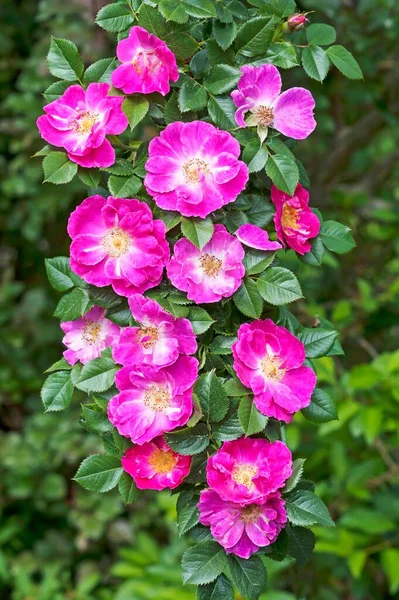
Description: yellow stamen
xmin=137 ymin=326 xmax=159 ymax=349
xmin=260 ymin=355 xmax=285 ymax=381
xmin=281 ymin=203 xmax=299 ymax=230
xmin=199 ymin=253 xmax=222 ymax=277
xmin=240 ymin=505 xmax=263 ymax=524
xmin=144 ymin=385 xmax=171 ymax=412
xmin=232 ymin=463 xmax=258 ymax=489
xmin=254 ymin=106 xmax=274 ymax=127
xmin=81 ymin=320 xmax=102 ymax=345
xmin=148 ymin=448 xmax=177 ymax=474
xmin=73 ymin=111 xmax=99 ymax=134
xmin=182 ymin=158 xmax=210 ymax=184
xmin=101 ymin=227 xmax=131 ymax=258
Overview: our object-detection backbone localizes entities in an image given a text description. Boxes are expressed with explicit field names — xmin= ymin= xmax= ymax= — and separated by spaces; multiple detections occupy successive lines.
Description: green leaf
xmin=213 ymin=412 xmax=244 ymax=442
xmin=43 ymin=152 xmax=77 ymax=184
xmin=87 ymin=286 xmax=123 ymax=309
xmin=165 ymin=423 xmax=209 ymax=455
xmin=246 ymin=195 xmax=275 ymax=227
xmin=47 ymin=37 xmax=84 ymax=81
xmin=266 ymin=154 xmax=299 ymax=195
xmin=244 ymin=250 xmax=276 ymax=275
xmin=306 ymin=23 xmax=336 ymax=46
xmin=101 ymin=158 xmax=135 ymax=177
xmin=108 ymin=175 xmax=142 ymax=197
xmin=182 ymin=541 xmax=227 ymax=585
xmin=123 ymin=95 xmax=149 ymax=130
xmin=233 ymin=278 xmax=264 ymax=319
xmin=54 ymin=287 xmax=93 ymax=321
xmin=320 ymin=220 xmax=356 ymax=254
xmin=213 ymin=21 xmax=237 ymax=50
xmin=225 ymin=376 xmax=250 ymax=397
xmin=228 ymin=554 xmax=267 ymax=600
xmin=302 ymin=45 xmax=330 ymax=82
xmin=179 ymin=79 xmax=208 ymax=112
xmin=287 ymin=526 xmax=316 ymax=566
xmin=182 ymin=0 xmax=217 ymax=18
xmin=95 ymin=3 xmax=135 ymax=32
xmin=209 ymin=336 xmax=236 ymax=355
xmin=181 ymin=217 xmax=214 ymax=250
xmin=298 ymin=327 xmax=338 ymax=358
xmin=299 ymin=235 xmax=324 ymax=267
xmin=266 ymin=42 xmax=298 ymax=69
xmin=158 ymin=0 xmax=189 ymax=23
xmin=204 ymin=65 xmax=240 ymax=95
xmin=238 ymin=396 xmax=268 ymax=435
xmin=188 ymin=307 xmax=215 ymax=334
xmin=138 ymin=4 xmax=167 ymax=37
xmin=285 ymin=490 xmax=335 ymax=527
xmin=81 ymin=404 xmax=113 ymax=434
xmin=165 ymin=32 xmax=199 ymax=60
xmin=44 ymin=80 xmax=70 ymax=102
xmin=74 ymin=354 xmax=119 ymax=394
xmin=78 ymin=168 xmax=101 ymax=187
xmin=45 ymin=357 xmax=72 ymax=373
xmin=41 ymin=371 xmax=73 ymax=412
xmin=45 ymin=256 xmax=76 ymax=292
xmin=177 ymin=490 xmax=199 ymax=536
xmin=257 ymin=267 xmax=303 ymax=305
xmin=207 ymin=95 xmax=237 ymax=130
xmin=236 ymin=16 xmax=278 ymax=57
xmin=302 ymin=388 xmax=338 ymax=423
xmin=326 ymin=45 xmax=363 ymax=80
xmin=195 ymin=371 xmax=229 ymax=423
xmin=106 ymin=306 xmax=132 ymax=327
xmin=197 ymin=574 xmax=234 ymax=600
xmin=74 ymin=454 xmax=123 ymax=493
xmin=83 ymin=57 xmax=117 ymax=84
xmin=242 ymin=141 xmax=269 ymax=173
xmin=285 ymin=458 xmax=306 ymax=493
xmin=381 ymin=549 xmax=399 ymax=595
xmin=118 ymin=472 xmax=138 ymax=504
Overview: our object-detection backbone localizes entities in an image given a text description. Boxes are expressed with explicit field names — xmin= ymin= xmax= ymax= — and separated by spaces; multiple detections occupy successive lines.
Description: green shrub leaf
xmin=74 ymin=454 xmax=123 ymax=493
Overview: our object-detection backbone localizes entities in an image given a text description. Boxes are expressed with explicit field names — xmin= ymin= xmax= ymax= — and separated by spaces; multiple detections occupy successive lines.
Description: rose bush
xmin=38 ymin=1 xmax=361 ymax=597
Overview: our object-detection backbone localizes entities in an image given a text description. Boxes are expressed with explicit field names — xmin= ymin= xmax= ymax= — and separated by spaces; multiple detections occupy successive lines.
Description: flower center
xmin=260 ymin=355 xmax=285 ymax=381
xmin=137 ymin=326 xmax=159 ymax=349
xmin=199 ymin=253 xmax=222 ymax=277
xmin=101 ymin=227 xmax=131 ymax=258
xmin=81 ymin=320 xmax=102 ymax=345
xmin=144 ymin=385 xmax=171 ymax=412
xmin=148 ymin=448 xmax=177 ymax=474
xmin=281 ymin=204 xmax=299 ymax=230
xmin=240 ymin=505 xmax=263 ymax=524
xmin=254 ymin=106 xmax=274 ymax=127
xmin=73 ymin=111 xmax=99 ymax=134
xmin=182 ymin=158 xmax=210 ymax=184
xmin=133 ymin=50 xmax=161 ymax=75
xmin=232 ymin=463 xmax=258 ymax=489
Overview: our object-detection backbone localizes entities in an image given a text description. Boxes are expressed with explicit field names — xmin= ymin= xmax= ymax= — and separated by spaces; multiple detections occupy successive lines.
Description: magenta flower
xmin=167 ymin=224 xmax=245 ymax=304
xmin=111 ymin=26 xmax=179 ymax=96
xmin=206 ymin=438 xmax=292 ymax=506
xmin=232 ymin=319 xmax=317 ymax=423
xmin=60 ymin=306 xmax=120 ymax=366
xmin=144 ymin=121 xmax=249 ymax=218
xmin=122 ymin=436 xmax=191 ymax=491
xmin=68 ymin=195 xmax=169 ymax=298
xmin=231 ymin=64 xmax=316 ymax=139
xmin=271 ymin=184 xmax=320 ymax=255
xmin=235 ymin=224 xmax=282 ymax=251
xmin=36 ymin=83 xmax=128 ymax=168
xmin=107 ymin=355 xmax=198 ymax=444
xmin=198 ymin=489 xmax=287 ymax=559
xmin=113 ymin=294 xmax=197 ymax=369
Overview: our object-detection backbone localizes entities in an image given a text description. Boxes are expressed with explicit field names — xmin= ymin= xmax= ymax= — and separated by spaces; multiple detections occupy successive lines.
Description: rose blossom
xmin=113 ymin=294 xmax=197 ymax=369
xmin=36 ymin=83 xmax=128 ymax=168
xmin=107 ymin=355 xmax=198 ymax=444
xmin=144 ymin=121 xmax=249 ymax=218
xmin=232 ymin=319 xmax=317 ymax=423
xmin=167 ymin=224 xmax=245 ymax=304
xmin=231 ymin=64 xmax=316 ymax=139
xmin=122 ymin=436 xmax=191 ymax=491
xmin=206 ymin=437 xmax=292 ymax=505
xmin=271 ymin=183 xmax=320 ymax=255
xmin=198 ymin=489 xmax=287 ymax=559
xmin=68 ymin=195 xmax=169 ymax=297
xmin=235 ymin=224 xmax=282 ymax=251
xmin=60 ymin=306 xmax=120 ymax=365
xmin=112 ymin=26 xmax=179 ymax=96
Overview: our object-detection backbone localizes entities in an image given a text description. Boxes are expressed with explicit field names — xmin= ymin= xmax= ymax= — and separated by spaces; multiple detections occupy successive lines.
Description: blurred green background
xmin=1 ymin=0 xmax=398 ymax=598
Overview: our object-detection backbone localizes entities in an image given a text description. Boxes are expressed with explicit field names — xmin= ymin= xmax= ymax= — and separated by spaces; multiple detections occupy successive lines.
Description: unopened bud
xmin=283 ymin=13 xmax=308 ymax=33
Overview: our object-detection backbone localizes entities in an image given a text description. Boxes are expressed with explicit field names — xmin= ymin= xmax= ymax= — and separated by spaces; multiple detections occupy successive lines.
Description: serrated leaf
xmin=257 ymin=267 xmax=303 ymax=305
xmin=83 ymin=58 xmax=117 ymax=84
xmin=285 ymin=490 xmax=335 ymax=527
xmin=238 ymin=396 xmax=268 ymax=435
xmin=159 ymin=0 xmax=189 ymax=23
xmin=227 ymin=554 xmax=267 ymax=600
xmin=320 ymin=220 xmax=356 ymax=254
xmin=266 ymin=153 xmax=299 ymax=195
xmin=326 ymin=45 xmax=363 ymax=80
xmin=177 ymin=490 xmax=199 ymax=536
xmin=179 ymin=79 xmax=208 ymax=112
xmin=43 ymin=152 xmax=77 ymax=184
xmin=302 ymin=45 xmax=330 ymax=82
xmin=207 ymin=95 xmax=237 ymax=130
xmin=236 ymin=16 xmax=278 ymax=57
xmin=244 ymin=250 xmax=276 ymax=275
xmin=197 ymin=574 xmax=234 ymax=600
xmin=213 ymin=21 xmax=237 ymax=50
xmin=44 ymin=80 xmax=70 ymax=102
xmin=118 ymin=471 xmax=138 ymax=504
xmin=182 ymin=542 xmax=227 ymax=585
xmin=242 ymin=141 xmax=269 ymax=173
xmin=302 ymin=388 xmax=338 ymax=423
xmin=285 ymin=458 xmax=305 ymax=493
xmin=74 ymin=354 xmax=119 ymax=393
xmin=298 ymin=327 xmax=338 ymax=358
xmin=188 ymin=307 xmax=215 ymax=334
xmin=306 ymin=23 xmax=336 ymax=46
xmin=233 ymin=278 xmax=264 ymax=318
xmin=81 ymin=404 xmax=113 ymax=434
xmin=195 ymin=371 xmax=229 ymax=423
xmin=246 ymin=195 xmax=275 ymax=227
xmin=213 ymin=412 xmax=244 ymax=442
xmin=95 ymin=3 xmax=135 ymax=32
xmin=266 ymin=42 xmax=298 ymax=69
xmin=165 ymin=423 xmax=209 ymax=455
xmin=122 ymin=95 xmax=149 ymax=130
xmin=88 ymin=286 xmax=123 ymax=309
xmin=182 ymin=0 xmax=217 ymax=18
xmin=101 ymin=158 xmax=135 ymax=177
xmin=45 ymin=357 xmax=72 ymax=373
xmin=299 ymin=236 xmax=324 ymax=267
xmin=181 ymin=217 xmax=214 ymax=249
xmin=108 ymin=175 xmax=142 ymax=197
xmin=78 ymin=168 xmax=101 ymax=187
xmin=287 ymin=526 xmax=316 ymax=566
xmin=225 ymin=376 xmax=250 ymax=397
xmin=53 ymin=287 xmax=93 ymax=321
xmin=209 ymin=336 xmax=236 ymax=355
xmin=204 ymin=64 xmax=240 ymax=95
xmin=165 ymin=32 xmax=199 ymax=60
xmin=138 ymin=4 xmax=167 ymax=37
xmin=74 ymin=454 xmax=123 ymax=493
xmin=47 ymin=37 xmax=84 ymax=81
xmin=45 ymin=256 xmax=76 ymax=292
xmin=41 ymin=371 xmax=73 ymax=412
